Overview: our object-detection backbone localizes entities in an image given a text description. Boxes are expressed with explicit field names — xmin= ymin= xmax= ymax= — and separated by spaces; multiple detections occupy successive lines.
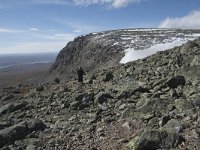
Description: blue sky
xmin=0 ymin=0 xmax=200 ymax=54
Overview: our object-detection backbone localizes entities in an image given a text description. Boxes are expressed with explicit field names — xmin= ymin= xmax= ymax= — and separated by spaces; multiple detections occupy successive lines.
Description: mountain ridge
xmin=50 ymin=28 xmax=200 ymax=78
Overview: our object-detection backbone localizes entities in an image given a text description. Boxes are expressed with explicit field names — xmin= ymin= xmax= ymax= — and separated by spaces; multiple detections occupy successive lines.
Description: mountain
xmin=50 ymin=28 xmax=200 ymax=77
xmin=1 ymin=29 xmax=200 ymax=149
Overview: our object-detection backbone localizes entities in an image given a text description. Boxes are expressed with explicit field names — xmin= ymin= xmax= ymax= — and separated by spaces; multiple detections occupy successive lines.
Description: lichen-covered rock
xmin=193 ymin=95 xmax=200 ymax=107
xmin=127 ymin=129 xmax=181 ymax=150
xmin=54 ymin=77 xmax=60 ymax=84
xmin=0 ymin=120 xmax=46 ymax=148
xmin=0 ymin=101 xmax=28 ymax=116
xmin=0 ymin=121 xmax=28 ymax=148
xmin=0 ymin=103 xmax=14 ymax=116
xmin=136 ymin=98 xmax=173 ymax=115
xmin=94 ymin=92 xmax=113 ymax=104
xmin=27 ymin=119 xmax=46 ymax=132
xmin=102 ymin=72 xmax=114 ymax=82
xmin=190 ymin=55 xmax=200 ymax=66
xmin=36 ymin=85 xmax=44 ymax=92
xmin=0 ymin=122 xmax=10 ymax=130
xmin=162 ymin=119 xmax=183 ymax=133
xmin=175 ymin=98 xmax=194 ymax=110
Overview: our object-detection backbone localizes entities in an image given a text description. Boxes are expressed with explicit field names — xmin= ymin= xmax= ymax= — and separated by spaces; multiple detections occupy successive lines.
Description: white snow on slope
xmin=120 ymin=34 xmax=200 ymax=63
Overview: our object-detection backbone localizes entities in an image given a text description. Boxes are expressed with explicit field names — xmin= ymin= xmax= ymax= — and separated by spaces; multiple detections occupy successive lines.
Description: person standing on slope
xmin=77 ymin=67 xmax=86 ymax=82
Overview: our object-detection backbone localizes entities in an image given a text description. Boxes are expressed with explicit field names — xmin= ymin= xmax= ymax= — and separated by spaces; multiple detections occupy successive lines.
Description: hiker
xmin=176 ymin=54 xmax=183 ymax=68
xmin=77 ymin=67 xmax=86 ymax=82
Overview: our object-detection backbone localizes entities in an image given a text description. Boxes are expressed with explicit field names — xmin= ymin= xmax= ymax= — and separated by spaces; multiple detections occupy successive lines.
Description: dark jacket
xmin=77 ymin=67 xmax=85 ymax=82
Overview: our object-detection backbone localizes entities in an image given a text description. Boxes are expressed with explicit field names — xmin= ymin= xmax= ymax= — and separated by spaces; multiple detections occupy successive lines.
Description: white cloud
xmin=69 ymin=23 xmax=99 ymax=33
xmin=0 ymin=0 xmax=142 ymax=9
xmin=0 ymin=27 xmax=77 ymax=54
xmin=0 ymin=32 xmax=76 ymax=54
xmin=29 ymin=28 xmax=39 ymax=31
xmin=159 ymin=10 xmax=200 ymax=29
xmin=0 ymin=0 xmax=70 ymax=10
xmin=54 ymin=18 xmax=102 ymax=33
xmin=73 ymin=29 xmax=82 ymax=33
xmin=29 ymin=32 xmax=76 ymax=41
xmin=73 ymin=0 xmax=143 ymax=8
xmin=31 ymin=0 xmax=70 ymax=5
xmin=0 ymin=41 xmax=67 ymax=54
xmin=0 ymin=27 xmax=76 ymax=41
xmin=53 ymin=33 xmax=77 ymax=40
xmin=0 ymin=28 xmax=22 ymax=33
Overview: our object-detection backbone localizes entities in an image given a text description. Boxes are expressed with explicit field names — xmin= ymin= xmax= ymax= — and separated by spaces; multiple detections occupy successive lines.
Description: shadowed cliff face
xmin=49 ymin=33 xmax=124 ymax=77
xmin=49 ymin=28 xmax=200 ymax=78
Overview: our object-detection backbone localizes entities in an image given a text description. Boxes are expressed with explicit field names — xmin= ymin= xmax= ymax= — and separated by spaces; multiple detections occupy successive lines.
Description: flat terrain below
xmin=0 ymin=53 xmax=57 ymax=88
xmin=0 ymin=62 xmax=53 ymax=88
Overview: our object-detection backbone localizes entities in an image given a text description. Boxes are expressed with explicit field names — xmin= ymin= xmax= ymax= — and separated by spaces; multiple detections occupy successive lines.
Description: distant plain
xmin=0 ymin=53 xmax=57 ymax=88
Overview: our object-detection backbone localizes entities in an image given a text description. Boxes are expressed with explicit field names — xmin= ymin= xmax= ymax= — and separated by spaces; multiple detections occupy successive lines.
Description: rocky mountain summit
xmin=50 ymin=28 xmax=200 ymax=77
xmin=1 ymin=33 xmax=200 ymax=149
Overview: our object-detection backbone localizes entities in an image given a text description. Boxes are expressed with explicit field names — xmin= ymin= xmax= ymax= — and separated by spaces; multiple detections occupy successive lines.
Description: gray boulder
xmin=94 ymin=92 xmax=113 ymax=104
xmin=193 ymin=95 xmax=200 ymax=107
xmin=75 ymin=93 xmax=88 ymax=101
xmin=0 ymin=103 xmax=14 ymax=116
xmin=27 ymin=119 xmax=47 ymax=132
xmin=71 ymin=93 xmax=94 ymax=110
xmin=102 ymin=72 xmax=114 ymax=82
xmin=0 ymin=120 xmax=46 ymax=148
xmin=1 ymin=95 xmax=14 ymax=101
xmin=190 ymin=55 xmax=200 ymax=66
xmin=137 ymin=98 xmax=173 ymax=115
xmin=0 ymin=101 xmax=28 ymax=116
xmin=162 ymin=119 xmax=183 ymax=133
xmin=82 ymin=93 xmax=94 ymax=103
xmin=165 ymin=76 xmax=186 ymax=89
xmin=127 ymin=129 xmax=181 ymax=150
xmin=0 ymin=121 xmax=28 ymax=148
xmin=36 ymin=85 xmax=44 ymax=92
xmin=0 ymin=122 xmax=10 ymax=130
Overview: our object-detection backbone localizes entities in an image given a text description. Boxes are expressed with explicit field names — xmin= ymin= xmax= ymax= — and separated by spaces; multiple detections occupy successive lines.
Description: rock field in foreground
xmin=1 ymin=38 xmax=200 ymax=149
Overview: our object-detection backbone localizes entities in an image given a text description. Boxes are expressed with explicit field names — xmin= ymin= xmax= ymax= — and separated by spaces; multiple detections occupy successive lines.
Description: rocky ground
xmin=1 ymin=38 xmax=200 ymax=150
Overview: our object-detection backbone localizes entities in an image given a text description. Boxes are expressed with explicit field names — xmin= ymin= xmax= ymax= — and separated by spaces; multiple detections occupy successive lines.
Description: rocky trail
xmin=1 ymin=38 xmax=200 ymax=149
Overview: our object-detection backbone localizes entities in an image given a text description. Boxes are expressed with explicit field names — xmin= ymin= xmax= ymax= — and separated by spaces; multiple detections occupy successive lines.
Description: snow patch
xmin=126 ymin=28 xmax=168 ymax=32
xmin=120 ymin=35 xmax=199 ymax=64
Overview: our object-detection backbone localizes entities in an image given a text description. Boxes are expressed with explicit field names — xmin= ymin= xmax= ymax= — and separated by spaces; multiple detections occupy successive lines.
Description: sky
xmin=0 ymin=0 xmax=200 ymax=54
